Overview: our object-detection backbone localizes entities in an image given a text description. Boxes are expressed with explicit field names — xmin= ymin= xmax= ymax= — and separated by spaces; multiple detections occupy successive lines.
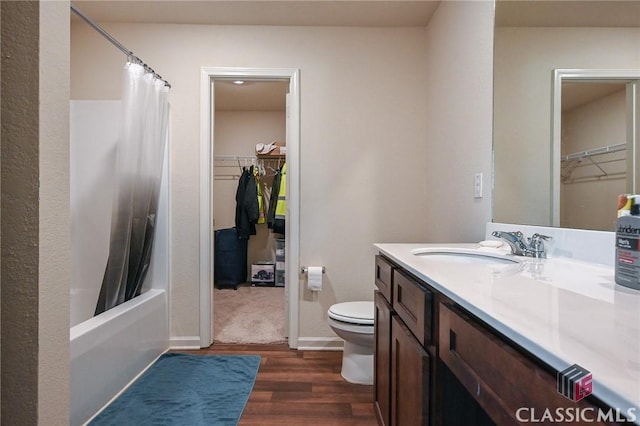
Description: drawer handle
xmin=450 ymin=330 xmax=457 ymax=352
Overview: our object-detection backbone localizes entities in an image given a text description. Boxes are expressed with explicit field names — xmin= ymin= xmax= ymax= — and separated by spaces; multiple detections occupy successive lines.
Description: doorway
xmin=213 ymin=79 xmax=287 ymax=343
xmin=199 ymin=67 xmax=300 ymax=348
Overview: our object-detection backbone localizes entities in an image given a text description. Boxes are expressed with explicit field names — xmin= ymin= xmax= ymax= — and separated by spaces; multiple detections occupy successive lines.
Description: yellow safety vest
xmin=274 ymin=163 xmax=286 ymax=234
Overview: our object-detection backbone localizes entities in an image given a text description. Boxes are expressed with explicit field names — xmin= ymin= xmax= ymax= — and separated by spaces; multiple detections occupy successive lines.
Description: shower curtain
xmin=95 ymin=62 xmax=170 ymax=316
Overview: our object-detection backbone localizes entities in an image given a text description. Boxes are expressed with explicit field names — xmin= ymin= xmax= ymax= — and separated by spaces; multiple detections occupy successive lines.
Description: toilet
xmin=327 ymin=301 xmax=375 ymax=385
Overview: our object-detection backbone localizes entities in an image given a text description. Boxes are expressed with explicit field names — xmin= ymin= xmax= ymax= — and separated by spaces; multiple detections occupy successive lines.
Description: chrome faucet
xmin=491 ymin=231 xmax=552 ymax=258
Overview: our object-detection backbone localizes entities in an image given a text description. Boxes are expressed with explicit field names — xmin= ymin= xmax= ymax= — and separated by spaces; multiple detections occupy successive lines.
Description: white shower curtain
xmin=95 ymin=62 xmax=170 ymax=315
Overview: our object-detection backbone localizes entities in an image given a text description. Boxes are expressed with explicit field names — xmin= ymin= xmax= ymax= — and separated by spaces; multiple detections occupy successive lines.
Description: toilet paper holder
xmin=301 ymin=266 xmax=326 ymax=274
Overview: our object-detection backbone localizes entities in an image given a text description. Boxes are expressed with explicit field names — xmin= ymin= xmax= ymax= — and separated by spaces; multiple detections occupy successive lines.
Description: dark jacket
xmin=235 ymin=166 xmax=259 ymax=239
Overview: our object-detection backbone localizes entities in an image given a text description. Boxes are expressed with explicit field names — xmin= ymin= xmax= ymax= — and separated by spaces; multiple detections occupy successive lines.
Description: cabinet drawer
xmin=392 ymin=269 xmax=432 ymax=346
xmin=375 ymin=255 xmax=394 ymax=302
xmin=439 ymin=303 xmax=611 ymax=425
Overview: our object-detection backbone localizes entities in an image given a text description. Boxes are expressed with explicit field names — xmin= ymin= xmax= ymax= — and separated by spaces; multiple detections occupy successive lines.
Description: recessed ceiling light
xmin=233 ymin=80 xmax=245 ymax=85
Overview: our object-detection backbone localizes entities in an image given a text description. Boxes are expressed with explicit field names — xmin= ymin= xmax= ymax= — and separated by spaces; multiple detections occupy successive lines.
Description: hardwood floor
xmin=180 ymin=343 xmax=378 ymax=425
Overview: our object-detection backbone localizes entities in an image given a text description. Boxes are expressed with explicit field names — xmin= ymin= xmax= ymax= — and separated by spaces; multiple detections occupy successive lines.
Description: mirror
xmin=551 ymin=70 xmax=640 ymax=231
xmin=493 ymin=1 xmax=640 ymax=230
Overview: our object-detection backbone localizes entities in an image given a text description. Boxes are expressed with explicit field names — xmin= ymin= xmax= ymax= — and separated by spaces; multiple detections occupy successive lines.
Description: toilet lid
xmin=328 ymin=301 xmax=374 ymax=325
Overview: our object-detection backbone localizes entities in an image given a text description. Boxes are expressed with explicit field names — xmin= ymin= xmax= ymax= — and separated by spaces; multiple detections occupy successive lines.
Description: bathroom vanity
xmin=373 ymin=243 xmax=640 ymax=426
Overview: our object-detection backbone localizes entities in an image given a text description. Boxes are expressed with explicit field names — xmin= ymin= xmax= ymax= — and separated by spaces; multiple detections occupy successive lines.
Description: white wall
xmin=494 ymin=27 xmax=640 ymax=226
xmin=561 ymin=89 xmax=627 ymax=231
xmin=422 ymin=0 xmax=495 ymax=243
xmin=71 ymin=22 xmax=433 ymax=342
xmin=71 ymin=2 xmax=496 ymax=344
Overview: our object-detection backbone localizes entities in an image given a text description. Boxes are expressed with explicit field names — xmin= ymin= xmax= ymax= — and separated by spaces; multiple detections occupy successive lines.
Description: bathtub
xmin=70 ymin=289 xmax=169 ymax=426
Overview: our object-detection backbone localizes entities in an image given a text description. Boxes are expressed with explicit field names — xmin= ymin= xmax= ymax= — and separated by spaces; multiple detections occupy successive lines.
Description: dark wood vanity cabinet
xmin=374 ymin=253 xmax=622 ymax=426
xmin=374 ymin=255 xmax=432 ymax=426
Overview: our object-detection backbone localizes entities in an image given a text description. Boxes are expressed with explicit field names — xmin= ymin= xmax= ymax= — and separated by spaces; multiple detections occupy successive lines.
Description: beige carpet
xmin=213 ymin=284 xmax=287 ymax=344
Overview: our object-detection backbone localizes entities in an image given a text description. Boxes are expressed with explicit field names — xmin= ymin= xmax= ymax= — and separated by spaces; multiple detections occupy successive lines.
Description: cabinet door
xmin=374 ymin=291 xmax=393 ymax=426
xmin=391 ymin=315 xmax=430 ymax=426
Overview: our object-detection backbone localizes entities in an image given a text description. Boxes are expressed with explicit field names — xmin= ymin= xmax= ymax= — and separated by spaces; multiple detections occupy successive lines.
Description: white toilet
xmin=327 ymin=301 xmax=375 ymax=385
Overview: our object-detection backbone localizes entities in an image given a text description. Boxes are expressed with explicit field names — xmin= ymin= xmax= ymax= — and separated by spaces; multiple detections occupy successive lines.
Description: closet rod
xmin=70 ymin=3 xmax=171 ymax=88
xmin=214 ymin=155 xmax=257 ymax=161
xmin=561 ymin=143 xmax=626 ymax=161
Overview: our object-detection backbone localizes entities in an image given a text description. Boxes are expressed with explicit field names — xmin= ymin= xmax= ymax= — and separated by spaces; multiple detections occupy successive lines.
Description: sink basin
xmin=410 ymin=247 xmax=519 ymax=264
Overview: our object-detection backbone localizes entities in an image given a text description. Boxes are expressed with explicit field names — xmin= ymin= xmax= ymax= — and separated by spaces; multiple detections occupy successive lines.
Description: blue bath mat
xmin=89 ymin=353 xmax=261 ymax=426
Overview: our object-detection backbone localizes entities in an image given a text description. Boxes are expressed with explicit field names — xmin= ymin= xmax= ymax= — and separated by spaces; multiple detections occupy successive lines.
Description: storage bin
xmin=251 ymin=261 xmax=275 ymax=286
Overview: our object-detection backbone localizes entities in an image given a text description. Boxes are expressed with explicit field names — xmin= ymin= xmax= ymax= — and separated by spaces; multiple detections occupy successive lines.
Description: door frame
xmin=199 ymin=67 xmax=300 ymax=348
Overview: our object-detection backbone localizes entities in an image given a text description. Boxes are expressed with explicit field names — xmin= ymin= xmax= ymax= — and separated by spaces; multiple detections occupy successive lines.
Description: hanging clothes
xmin=273 ymin=163 xmax=287 ymax=235
xmin=267 ymin=165 xmax=282 ymax=229
xmin=254 ymin=166 xmax=266 ymax=224
xmin=235 ymin=166 xmax=259 ymax=239
xmin=262 ymin=184 xmax=272 ymax=224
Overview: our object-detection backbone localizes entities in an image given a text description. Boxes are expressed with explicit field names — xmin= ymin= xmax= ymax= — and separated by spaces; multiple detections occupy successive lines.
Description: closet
xmin=211 ymin=79 xmax=288 ymax=343
xmin=213 ymin=152 xmax=286 ymax=288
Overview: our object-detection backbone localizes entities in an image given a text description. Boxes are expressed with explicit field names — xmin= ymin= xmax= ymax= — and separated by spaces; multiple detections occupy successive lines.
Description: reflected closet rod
xmin=70 ymin=3 xmax=171 ymax=88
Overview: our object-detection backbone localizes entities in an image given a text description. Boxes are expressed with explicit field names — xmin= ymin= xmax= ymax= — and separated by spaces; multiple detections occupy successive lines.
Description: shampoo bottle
xmin=615 ymin=195 xmax=640 ymax=290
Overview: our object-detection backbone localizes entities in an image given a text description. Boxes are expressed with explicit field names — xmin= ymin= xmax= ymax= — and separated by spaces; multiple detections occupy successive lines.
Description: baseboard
xmin=169 ymin=335 xmax=202 ymax=350
xmin=296 ymin=337 xmax=343 ymax=351
xmin=170 ymin=335 xmax=343 ymax=351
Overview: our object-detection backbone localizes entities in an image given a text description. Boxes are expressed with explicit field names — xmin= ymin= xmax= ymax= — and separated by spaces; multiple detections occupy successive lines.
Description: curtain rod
xmin=70 ymin=3 xmax=171 ymax=88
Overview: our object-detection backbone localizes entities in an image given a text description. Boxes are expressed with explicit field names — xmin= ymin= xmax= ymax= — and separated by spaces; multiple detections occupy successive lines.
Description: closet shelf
xmin=257 ymin=154 xmax=286 ymax=160
xmin=214 ymin=155 xmax=284 ymax=161
xmin=214 ymin=154 xmax=284 ymax=180
xmin=560 ymin=143 xmax=626 ymax=162
xmin=214 ymin=155 xmax=257 ymax=161
xmin=560 ymin=142 xmax=627 ymax=183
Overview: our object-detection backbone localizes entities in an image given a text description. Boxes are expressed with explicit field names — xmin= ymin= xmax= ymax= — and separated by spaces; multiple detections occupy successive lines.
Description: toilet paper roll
xmin=307 ymin=266 xmax=323 ymax=292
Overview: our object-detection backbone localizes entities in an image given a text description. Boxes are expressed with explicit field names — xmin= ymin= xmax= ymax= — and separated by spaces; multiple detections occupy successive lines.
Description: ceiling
xmin=562 ymin=82 xmax=627 ymax=112
xmin=215 ymin=80 xmax=288 ymax=111
xmin=495 ymin=0 xmax=640 ymax=28
xmin=72 ymin=0 xmax=640 ymax=28
xmin=71 ymin=1 xmax=441 ymax=27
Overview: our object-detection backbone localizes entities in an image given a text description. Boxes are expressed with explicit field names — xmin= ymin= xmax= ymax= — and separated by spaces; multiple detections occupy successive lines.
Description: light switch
xmin=474 ymin=173 xmax=483 ymax=198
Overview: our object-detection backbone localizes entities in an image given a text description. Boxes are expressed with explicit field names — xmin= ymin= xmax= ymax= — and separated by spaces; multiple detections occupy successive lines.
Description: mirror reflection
xmin=493 ymin=1 xmax=640 ymax=230
xmin=559 ymin=81 xmax=627 ymax=231
xmin=553 ymin=73 xmax=639 ymax=231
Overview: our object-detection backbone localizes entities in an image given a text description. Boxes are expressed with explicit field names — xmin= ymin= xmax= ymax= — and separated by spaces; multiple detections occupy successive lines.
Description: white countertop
xmin=375 ymin=243 xmax=640 ymax=421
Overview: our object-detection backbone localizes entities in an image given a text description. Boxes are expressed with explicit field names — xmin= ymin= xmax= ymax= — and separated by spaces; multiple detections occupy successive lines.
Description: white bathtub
xmin=70 ymin=289 xmax=169 ymax=426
